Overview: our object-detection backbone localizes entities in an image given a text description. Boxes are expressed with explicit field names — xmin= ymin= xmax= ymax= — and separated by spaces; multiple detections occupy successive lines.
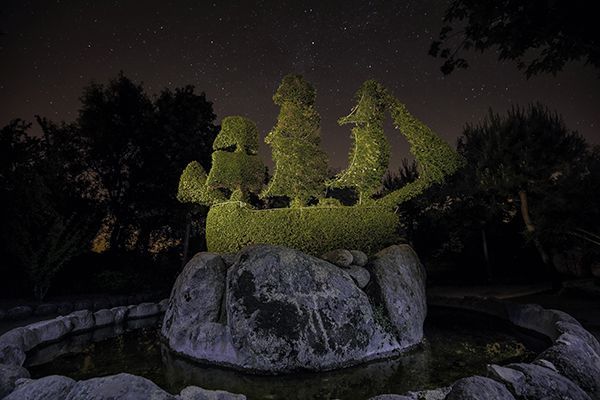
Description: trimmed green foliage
xmin=177 ymin=161 xmax=224 ymax=205
xmin=262 ymin=74 xmax=328 ymax=206
xmin=376 ymin=97 xmax=464 ymax=208
xmin=206 ymin=116 xmax=264 ymax=201
xmin=206 ymin=202 xmax=399 ymax=255
xmin=330 ymin=80 xmax=391 ymax=203
xmin=213 ymin=116 xmax=260 ymax=153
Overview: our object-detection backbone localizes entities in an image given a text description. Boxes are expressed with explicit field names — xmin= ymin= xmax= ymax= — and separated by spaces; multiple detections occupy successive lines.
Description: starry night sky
xmin=1 ymin=0 xmax=599 ymax=169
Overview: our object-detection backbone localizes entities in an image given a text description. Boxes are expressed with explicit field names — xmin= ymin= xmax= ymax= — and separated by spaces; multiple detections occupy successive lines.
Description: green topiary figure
xmin=177 ymin=161 xmax=224 ymax=205
xmin=262 ymin=74 xmax=328 ymax=207
xmin=206 ymin=116 xmax=264 ymax=202
xmin=329 ymin=80 xmax=391 ymax=204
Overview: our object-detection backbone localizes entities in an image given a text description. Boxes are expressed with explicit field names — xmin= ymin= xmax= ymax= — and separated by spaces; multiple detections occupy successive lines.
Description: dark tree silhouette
xmin=430 ymin=0 xmax=600 ymax=77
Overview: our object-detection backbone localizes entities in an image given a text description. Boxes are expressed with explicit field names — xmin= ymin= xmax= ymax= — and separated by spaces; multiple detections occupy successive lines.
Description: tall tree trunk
xmin=518 ymin=190 xmax=559 ymax=288
xmin=181 ymin=212 xmax=191 ymax=269
xmin=481 ymin=227 xmax=492 ymax=281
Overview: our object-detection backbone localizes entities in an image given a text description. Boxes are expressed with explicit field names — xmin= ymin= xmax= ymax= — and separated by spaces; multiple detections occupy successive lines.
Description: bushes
xmin=206 ymin=202 xmax=399 ymax=255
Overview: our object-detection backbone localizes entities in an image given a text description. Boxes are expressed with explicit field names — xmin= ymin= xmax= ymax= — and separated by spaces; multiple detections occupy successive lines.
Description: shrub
xmin=206 ymin=202 xmax=399 ymax=255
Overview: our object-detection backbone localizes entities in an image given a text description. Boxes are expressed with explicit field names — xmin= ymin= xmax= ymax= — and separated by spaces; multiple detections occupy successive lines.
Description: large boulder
xmin=4 ymin=375 xmax=75 ymax=400
xmin=163 ymin=244 xmax=424 ymax=373
xmin=0 ymin=363 xmax=30 ymax=398
xmin=226 ymin=245 xmax=401 ymax=372
xmin=368 ymin=245 xmax=427 ymax=347
xmin=179 ymin=385 xmax=247 ymax=400
xmin=536 ymin=333 xmax=600 ymax=400
xmin=64 ymin=373 xmax=175 ymax=400
xmin=488 ymin=363 xmax=592 ymax=400
xmin=446 ymin=376 xmax=515 ymax=400
xmin=162 ymin=253 xmax=227 ymax=339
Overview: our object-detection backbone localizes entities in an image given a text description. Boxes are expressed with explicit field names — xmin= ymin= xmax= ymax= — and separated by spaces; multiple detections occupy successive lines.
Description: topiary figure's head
xmin=273 ymin=74 xmax=316 ymax=106
xmin=213 ymin=116 xmax=259 ymax=154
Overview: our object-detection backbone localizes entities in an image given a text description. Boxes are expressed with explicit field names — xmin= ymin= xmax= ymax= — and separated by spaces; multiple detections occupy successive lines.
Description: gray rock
xmin=179 ymin=385 xmax=247 ymax=400
xmin=158 ymin=298 xmax=169 ymax=313
xmin=65 ymin=373 xmax=175 ymax=399
xmin=221 ymin=253 xmax=237 ymax=267
xmin=64 ymin=310 xmax=95 ymax=333
xmin=346 ymin=265 xmax=371 ymax=288
xmin=321 ymin=248 xmax=353 ymax=267
xmin=368 ymin=396 xmax=414 ymax=400
xmin=162 ymin=253 xmax=227 ymax=339
xmin=24 ymin=317 xmax=73 ymax=348
xmin=0 ymin=345 xmax=25 ymax=366
xmin=488 ymin=363 xmax=592 ymax=400
xmin=111 ymin=306 xmax=129 ymax=325
xmin=555 ymin=320 xmax=600 ymax=357
xmin=6 ymin=306 xmax=33 ymax=320
xmin=226 ymin=245 xmax=400 ymax=372
xmin=167 ymin=321 xmax=240 ymax=366
xmin=406 ymin=387 xmax=451 ymax=400
xmin=0 ymin=363 xmax=30 ymax=398
xmin=93 ymin=309 xmax=115 ymax=327
xmin=35 ymin=303 xmax=57 ymax=316
xmin=446 ymin=376 xmax=515 ymax=400
xmin=350 ymin=250 xmax=368 ymax=267
xmin=505 ymin=303 xmax=580 ymax=340
xmin=536 ymin=333 xmax=600 ymax=400
xmin=4 ymin=375 xmax=76 ymax=400
xmin=368 ymin=245 xmax=427 ymax=347
xmin=0 ymin=309 xmax=5 ymax=321
xmin=127 ymin=302 xmax=159 ymax=319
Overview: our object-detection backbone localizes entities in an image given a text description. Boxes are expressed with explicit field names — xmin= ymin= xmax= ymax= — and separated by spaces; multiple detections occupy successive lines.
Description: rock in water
xmin=227 ymin=245 xmax=401 ymax=372
xmin=162 ymin=244 xmax=426 ymax=373
xmin=162 ymin=253 xmax=227 ymax=339
xmin=368 ymin=245 xmax=427 ymax=347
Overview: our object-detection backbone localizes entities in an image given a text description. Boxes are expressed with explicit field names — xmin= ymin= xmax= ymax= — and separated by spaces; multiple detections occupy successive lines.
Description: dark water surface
xmin=27 ymin=308 xmax=548 ymax=400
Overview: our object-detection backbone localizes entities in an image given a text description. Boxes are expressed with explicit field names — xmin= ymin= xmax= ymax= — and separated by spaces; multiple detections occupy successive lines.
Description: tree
xmin=262 ymin=74 xmax=328 ymax=207
xmin=430 ymin=0 xmax=600 ymax=77
xmin=206 ymin=116 xmax=265 ymax=202
xmin=457 ymin=104 xmax=589 ymax=278
xmin=330 ymin=80 xmax=390 ymax=204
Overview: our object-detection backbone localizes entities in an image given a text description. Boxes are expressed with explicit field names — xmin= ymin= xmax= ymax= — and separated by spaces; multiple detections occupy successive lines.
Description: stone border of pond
xmin=1 ymin=297 xmax=598 ymax=400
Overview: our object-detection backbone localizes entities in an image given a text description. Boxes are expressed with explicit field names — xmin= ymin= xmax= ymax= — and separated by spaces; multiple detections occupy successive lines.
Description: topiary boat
xmin=178 ymin=75 xmax=463 ymax=256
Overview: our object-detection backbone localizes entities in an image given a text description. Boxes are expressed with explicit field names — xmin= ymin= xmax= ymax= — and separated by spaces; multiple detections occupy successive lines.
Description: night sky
xmin=1 ymin=0 xmax=599 ymax=169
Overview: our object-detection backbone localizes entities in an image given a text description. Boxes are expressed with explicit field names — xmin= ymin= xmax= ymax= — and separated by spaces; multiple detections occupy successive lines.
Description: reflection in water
xmin=27 ymin=309 xmax=547 ymax=400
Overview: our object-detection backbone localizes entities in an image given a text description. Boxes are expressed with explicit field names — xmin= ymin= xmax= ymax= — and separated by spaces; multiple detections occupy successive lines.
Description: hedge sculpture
xmin=261 ymin=74 xmax=329 ymax=207
xmin=177 ymin=75 xmax=463 ymax=255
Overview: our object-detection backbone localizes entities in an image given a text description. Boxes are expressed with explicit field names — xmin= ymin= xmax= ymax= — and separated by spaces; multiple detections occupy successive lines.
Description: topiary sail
xmin=206 ymin=116 xmax=265 ymax=202
xmin=261 ymin=74 xmax=328 ymax=207
xmin=329 ymin=80 xmax=391 ymax=204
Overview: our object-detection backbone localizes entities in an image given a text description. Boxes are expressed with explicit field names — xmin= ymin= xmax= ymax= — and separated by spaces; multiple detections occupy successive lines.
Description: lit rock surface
xmin=368 ymin=244 xmax=427 ymax=347
xmin=64 ymin=373 xmax=175 ymax=400
xmin=0 ymin=363 xmax=30 ymax=398
xmin=162 ymin=244 xmax=425 ymax=372
xmin=4 ymin=375 xmax=76 ymax=400
xmin=445 ymin=376 xmax=515 ymax=400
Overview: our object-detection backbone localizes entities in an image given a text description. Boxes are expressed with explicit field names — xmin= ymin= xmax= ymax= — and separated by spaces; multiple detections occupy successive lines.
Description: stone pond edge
xmin=0 ymin=296 xmax=598 ymax=399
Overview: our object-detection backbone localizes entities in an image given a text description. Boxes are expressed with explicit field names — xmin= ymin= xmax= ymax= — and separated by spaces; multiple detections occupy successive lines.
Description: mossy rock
xmin=206 ymin=202 xmax=399 ymax=256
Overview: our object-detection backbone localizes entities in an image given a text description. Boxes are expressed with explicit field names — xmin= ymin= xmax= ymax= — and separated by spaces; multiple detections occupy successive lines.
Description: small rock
xmin=128 ymin=302 xmax=160 ymax=319
xmin=179 ymin=385 xmax=247 ymax=400
xmin=0 ymin=363 xmax=30 ymax=398
xmin=346 ymin=265 xmax=370 ymax=288
xmin=64 ymin=373 xmax=175 ymax=400
xmin=350 ymin=250 xmax=368 ymax=267
xmin=4 ymin=375 xmax=75 ymax=400
xmin=368 ymin=396 xmax=414 ymax=400
xmin=321 ymin=249 xmax=353 ymax=267
xmin=446 ymin=376 xmax=515 ymax=400
xmin=65 ymin=310 xmax=95 ymax=333
xmin=111 ymin=306 xmax=129 ymax=325
xmin=34 ymin=303 xmax=57 ymax=316
xmin=93 ymin=309 xmax=115 ymax=327
xmin=555 ymin=321 xmax=600 ymax=357
xmin=6 ymin=306 xmax=33 ymax=320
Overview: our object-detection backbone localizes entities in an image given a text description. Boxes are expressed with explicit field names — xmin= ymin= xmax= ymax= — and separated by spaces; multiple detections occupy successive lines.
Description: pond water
xmin=26 ymin=307 xmax=548 ymax=400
